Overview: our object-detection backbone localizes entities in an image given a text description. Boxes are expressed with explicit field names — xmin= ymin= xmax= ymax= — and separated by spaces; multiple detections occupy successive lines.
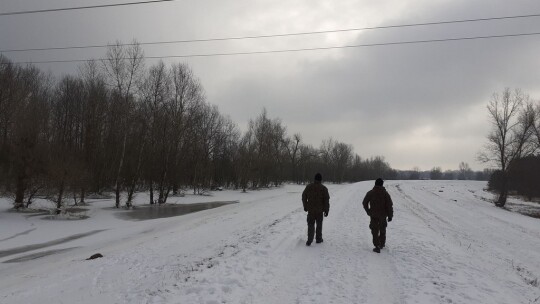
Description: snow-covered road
xmin=1 ymin=181 xmax=539 ymax=303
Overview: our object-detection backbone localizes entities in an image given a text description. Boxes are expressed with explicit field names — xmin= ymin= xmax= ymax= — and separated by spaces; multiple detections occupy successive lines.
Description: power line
xmin=0 ymin=0 xmax=175 ymax=16
xmin=2 ymin=13 xmax=540 ymax=53
xmin=8 ymin=31 xmax=540 ymax=65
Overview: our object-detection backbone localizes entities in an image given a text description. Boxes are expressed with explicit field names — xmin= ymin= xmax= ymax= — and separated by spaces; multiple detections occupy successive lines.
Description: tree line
xmin=0 ymin=43 xmax=395 ymax=210
xmin=397 ymin=162 xmax=492 ymax=181
xmin=479 ymin=88 xmax=540 ymax=206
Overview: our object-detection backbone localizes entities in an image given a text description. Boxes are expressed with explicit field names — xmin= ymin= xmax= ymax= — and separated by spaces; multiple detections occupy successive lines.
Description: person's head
xmin=375 ymin=178 xmax=384 ymax=186
xmin=314 ymin=173 xmax=322 ymax=182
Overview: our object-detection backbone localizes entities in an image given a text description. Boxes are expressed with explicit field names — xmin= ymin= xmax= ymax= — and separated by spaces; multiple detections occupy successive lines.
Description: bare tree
xmin=6 ymin=64 xmax=52 ymax=209
xmin=78 ymin=60 xmax=109 ymax=197
xmin=137 ymin=61 xmax=171 ymax=204
xmin=331 ymin=142 xmax=354 ymax=183
xmin=49 ymin=75 xmax=86 ymax=211
xmin=211 ymin=116 xmax=240 ymax=188
xmin=478 ymin=88 xmax=535 ymax=207
xmin=297 ymin=144 xmax=320 ymax=183
xmin=319 ymin=138 xmax=354 ymax=183
xmin=458 ymin=162 xmax=472 ymax=180
xmin=284 ymin=133 xmax=302 ymax=184
xmin=237 ymin=131 xmax=256 ymax=192
xmin=531 ymin=102 xmax=540 ymax=152
xmin=430 ymin=167 xmax=443 ymax=180
xmin=101 ymin=40 xmax=144 ymax=208
xmin=409 ymin=167 xmax=421 ymax=180
xmin=240 ymin=109 xmax=287 ymax=188
xmin=168 ymin=63 xmax=205 ymax=194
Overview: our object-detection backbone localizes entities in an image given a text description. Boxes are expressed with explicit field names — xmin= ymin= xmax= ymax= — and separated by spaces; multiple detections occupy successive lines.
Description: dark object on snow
xmin=373 ymin=247 xmax=381 ymax=253
xmin=306 ymin=240 xmax=311 ymax=246
xmin=86 ymin=253 xmax=103 ymax=260
xmin=302 ymin=177 xmax=330 ymax=245
xmin=375 ymin=178 xmax=384 ymax=186
xmin=363 ymin=183 xmax=394 ymax=250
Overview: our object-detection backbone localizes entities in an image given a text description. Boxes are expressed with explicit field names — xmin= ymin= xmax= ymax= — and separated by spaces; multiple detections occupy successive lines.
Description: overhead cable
xmin=2 ymin=13 xmax=540 ymax=53
xmin=0 ymin=0 xmax=175 ymax=16
xmin=7 ymin=31 xmax=540 ymax=65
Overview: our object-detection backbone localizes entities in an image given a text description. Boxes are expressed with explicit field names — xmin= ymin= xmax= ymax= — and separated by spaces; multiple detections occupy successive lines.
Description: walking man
xmin=362 ymin=178 xmax=393 ymax=253
xmin=302 ymin=173 xmax=330 ymax=246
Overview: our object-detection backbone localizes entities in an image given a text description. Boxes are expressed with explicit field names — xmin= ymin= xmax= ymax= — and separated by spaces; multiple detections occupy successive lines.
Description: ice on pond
xmin=116 ymin=201 xmax=238 ymax=221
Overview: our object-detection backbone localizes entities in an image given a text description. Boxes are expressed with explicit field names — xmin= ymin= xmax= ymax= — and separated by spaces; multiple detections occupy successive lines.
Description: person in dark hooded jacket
xmin=362 ymin=178 xmax=393 ymax=253
xmin=302 ymin=173 xmax=330 ymax=246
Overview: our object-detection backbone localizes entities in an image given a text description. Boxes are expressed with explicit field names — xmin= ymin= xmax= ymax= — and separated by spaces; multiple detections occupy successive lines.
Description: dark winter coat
xmin=302 ymin=181 xmax=330 ymax=213
xmin=362 ymin=186 xmax=393 ymax=218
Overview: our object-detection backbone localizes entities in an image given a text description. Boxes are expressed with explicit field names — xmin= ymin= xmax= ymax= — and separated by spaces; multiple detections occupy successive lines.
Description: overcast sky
xmin=2 ymin=0 xmax=540 ymax=171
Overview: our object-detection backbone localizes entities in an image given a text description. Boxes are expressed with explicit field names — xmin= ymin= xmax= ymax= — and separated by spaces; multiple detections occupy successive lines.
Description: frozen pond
xmin=116 ymin=201 xmax=238 ymax=221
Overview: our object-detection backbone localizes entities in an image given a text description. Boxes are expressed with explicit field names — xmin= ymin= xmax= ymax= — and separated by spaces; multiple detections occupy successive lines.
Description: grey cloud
xmin=204 ymin=1 xmax=540 ymax=169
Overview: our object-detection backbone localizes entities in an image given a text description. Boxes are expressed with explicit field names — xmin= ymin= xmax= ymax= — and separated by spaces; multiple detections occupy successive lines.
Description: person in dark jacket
xmin=362 ymin=178 xmax=393 ymax=253
xmin=302 ymin=173 xmax=330 ymax=246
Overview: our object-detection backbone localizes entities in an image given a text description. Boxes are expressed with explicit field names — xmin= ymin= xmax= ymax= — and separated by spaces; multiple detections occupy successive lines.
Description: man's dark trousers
xmin=307 ymin=211 xmax=324 ymax=243
xmin=369 ymin=217 xmax=387 ymax=248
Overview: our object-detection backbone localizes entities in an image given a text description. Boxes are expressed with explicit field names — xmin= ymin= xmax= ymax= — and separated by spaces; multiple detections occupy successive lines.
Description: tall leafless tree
xmin=49 ymin=75 xmax=87 ymax=210
xmin=6 ymin=64 xmax=52 ymax=209
xmin=430 ymin=167 xmax=443 ymax=180
xmin=458 ymin=162 xmax=472 ymax=180
xmin=478 ymin=88 xmax=535 ymax=207
xmin=78 ymin=60 xmax=110 ymax=197
xmin=530 ymin=102 xmax=540 ymax=152
xmin=102 ymin=40 xmax=144 ymax=208
xmin=284 ymin=133 xmax=302 ymax=184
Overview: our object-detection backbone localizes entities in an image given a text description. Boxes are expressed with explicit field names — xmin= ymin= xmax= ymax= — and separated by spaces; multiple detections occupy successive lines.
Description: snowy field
xmin=1 ymin=180 xmax=539 ymax=304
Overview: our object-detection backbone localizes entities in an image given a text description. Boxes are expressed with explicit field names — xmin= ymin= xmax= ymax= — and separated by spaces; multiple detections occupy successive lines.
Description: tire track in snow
xmin=255 ymin=183 xmax=404 ymax=304
xmin=389 ymin=181 xmax=540 ymax=303
xmin=344 ymin=183 xmax=404 ymax=304
xmin=164 ymin=183 xmax=403 ymax=303
xmin=0 ymin=228 xmax=37 ymax=242
xmin=266 ymin=184 xmax=372 ymax=303
xmin=102 ymin=189 xmax=303 ymax=303
xmin=160 ymin=190 xmax=314 ymax=303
